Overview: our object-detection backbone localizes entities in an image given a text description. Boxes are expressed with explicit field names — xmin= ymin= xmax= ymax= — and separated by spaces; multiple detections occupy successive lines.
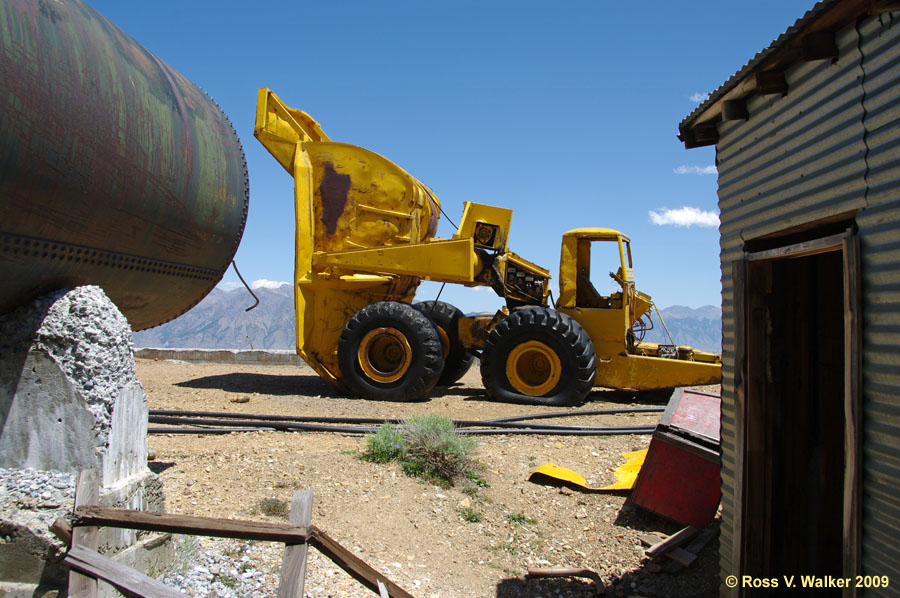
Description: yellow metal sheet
xmin=311 ymin=238 xmax=477 ymax=282
xmin=528 ymin=449 xmax=647 ymax=492
xmin=454 ymin=202 xmax=513 ymax=250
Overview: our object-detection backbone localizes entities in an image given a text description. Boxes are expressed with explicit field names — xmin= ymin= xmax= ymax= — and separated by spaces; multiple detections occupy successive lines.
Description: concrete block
xmin=0 ymin=287 xmax=172 ymax=594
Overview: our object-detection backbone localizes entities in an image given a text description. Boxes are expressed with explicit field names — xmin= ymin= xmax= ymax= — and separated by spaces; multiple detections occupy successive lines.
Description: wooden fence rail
xmin=63 ymin=470 xmax=414 ymax=598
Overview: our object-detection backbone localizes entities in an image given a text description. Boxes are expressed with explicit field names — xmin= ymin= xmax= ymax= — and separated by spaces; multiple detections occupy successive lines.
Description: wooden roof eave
xmin=678 ymin=0 xmax=892 ymax=150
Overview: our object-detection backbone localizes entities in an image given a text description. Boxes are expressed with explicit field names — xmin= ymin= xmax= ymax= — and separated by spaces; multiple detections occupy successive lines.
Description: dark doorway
xmin=735 ymin=230 xmax=861 ymax=595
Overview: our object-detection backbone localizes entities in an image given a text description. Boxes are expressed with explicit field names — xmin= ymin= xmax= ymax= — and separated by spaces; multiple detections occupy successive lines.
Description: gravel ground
xmin=0 ymin=467 xmax=75 ymax=544
xmin=135 ymin=358 xmax=721 ymax=598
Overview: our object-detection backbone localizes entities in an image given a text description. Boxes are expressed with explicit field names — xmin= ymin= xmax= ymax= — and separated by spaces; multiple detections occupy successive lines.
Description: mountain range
xmin=133 ymin=283 xmax=295 ymax=351
xmin=134 ymin=285 xmax=722 ymax=353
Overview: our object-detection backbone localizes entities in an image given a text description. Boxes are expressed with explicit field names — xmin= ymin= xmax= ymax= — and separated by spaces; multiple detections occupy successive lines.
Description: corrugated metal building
xmin=679 ymin=1 xmax=900 ymax=596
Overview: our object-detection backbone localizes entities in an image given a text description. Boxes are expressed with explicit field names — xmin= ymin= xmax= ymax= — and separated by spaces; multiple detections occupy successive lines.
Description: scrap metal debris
xmin=528 ymin=449 xmax=647 ymax=492
xmin=526 ymin=567 xmax=605 ymax=595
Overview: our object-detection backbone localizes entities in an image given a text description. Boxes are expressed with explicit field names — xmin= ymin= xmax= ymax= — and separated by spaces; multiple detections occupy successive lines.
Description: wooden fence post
xmin=278 ymin=489 xmax=314 ymax=598
xmin=69 ymin=469 xmax=100 ymax=598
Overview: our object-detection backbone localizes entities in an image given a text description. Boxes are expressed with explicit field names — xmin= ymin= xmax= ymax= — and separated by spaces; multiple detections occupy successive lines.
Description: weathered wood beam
xmin=663 ymin=520 xmax=721 ymax=573
xmin=722 ymin=99 xmax=749 ymax=121
xmin=693 ymin=122 xmax=720 ymax=145
xmin=682 ymin=0 xmax=883 ymax=147
xmin=755 ymin=70 xmax=788 ymax=95
xmin=870 ymin=0 xmax=900 ymax=14
xmin=73 ymin=506 xmax=308 ymax=543
xmin=278 ymin=490 xmax=314 ymax=598
xmin=69 ymin=470 xmax=99 ymax=598
xmin=682 ymin=127 xmax=715 ymax=149
xmin=308 ymin=526 xmax=415 ymax=598
xmin=65 ymin=545 xmax=184 ymax=598
xmin=801 ymin=31 xmax=838 ymax=61
xmin=645 ymin=526 xmax=699 ymax=557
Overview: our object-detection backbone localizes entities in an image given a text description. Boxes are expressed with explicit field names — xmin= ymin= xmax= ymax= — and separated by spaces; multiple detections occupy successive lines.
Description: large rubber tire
xmin=481 ymin=307 xmax=596 ymax=406
xmin=415 ymin=300 xmax=474 ymax=386
xmin=337 ymin=301 xmax=444 ymax=401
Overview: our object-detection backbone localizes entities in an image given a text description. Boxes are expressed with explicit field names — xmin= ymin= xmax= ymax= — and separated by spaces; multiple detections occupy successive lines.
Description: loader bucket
xmin=254 ymin=88 xmax=441 ymax=384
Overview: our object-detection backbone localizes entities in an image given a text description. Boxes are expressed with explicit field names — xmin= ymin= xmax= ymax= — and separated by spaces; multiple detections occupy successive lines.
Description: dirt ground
xmin=137 ymin=358 xmax=722 ymax=598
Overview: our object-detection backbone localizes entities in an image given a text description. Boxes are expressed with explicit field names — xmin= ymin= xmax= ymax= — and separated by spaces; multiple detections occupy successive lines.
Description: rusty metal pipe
xmin=0 ymin=0 xmax=249 ymax=330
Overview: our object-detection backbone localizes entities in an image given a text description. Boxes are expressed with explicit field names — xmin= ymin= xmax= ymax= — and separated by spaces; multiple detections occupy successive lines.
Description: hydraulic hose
xmin=148 ymin=409 xmax=659 ymax=436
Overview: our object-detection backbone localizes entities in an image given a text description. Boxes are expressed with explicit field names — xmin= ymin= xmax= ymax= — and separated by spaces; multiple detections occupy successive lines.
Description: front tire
xmin=481 ymin=307 xmax=596 ymax=406
xmin=338 ymin=301 xmax=444 ymax=401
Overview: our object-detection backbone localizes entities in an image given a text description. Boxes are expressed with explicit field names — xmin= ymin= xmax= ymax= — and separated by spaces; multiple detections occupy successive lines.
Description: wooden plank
xmin=755 ymin=70 xmax=787 ymax=95
xmin=731 ymin=258 xmax=747 ymax=598
xmin=692 ymin=122 xmax=719 ymax=144
xmin=278 ymin=490 xmax=313 ymax=598
xmin=665 ymin=547 xmax=698 ymax=567
xmin=744 ymin=232 xmax=846 ymax=262
xmin=842 ymin=232 xmax=862 ymax=597
xmin=69 ymin=469 xmax=99 ymax=598
xmin=307 ymin=525 xmax=414 ymax=598
xmin=683 ymin=520 xmax=720 ymax=555
xmin=645 ymin=526 xmax=698 ymax=557
xmin=871 ymin=0 xmax=900 ymax=13
xmin=722 ymin=99 xmax=749 ymax=121
xmin=664 ymin=521 xmax=721 ymax=572
xmin=65 ymin=544 xmax=183 ymax=598
xmin=640 ymin=533 xmax=664 ymax=547
xmin=801 ymin=31 xmax=838 ymax=61
xmin=641 ymin=533 xmax=697 ymax=567
xmin=74 ymin=506 xmax=308 ymax=543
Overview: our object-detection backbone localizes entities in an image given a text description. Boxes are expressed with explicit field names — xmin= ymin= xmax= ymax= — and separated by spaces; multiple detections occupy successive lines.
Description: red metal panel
xmin=662 ymin=389 xmax=721 ymax=443
xmin=630 ymin=431 xmax=722 ymax=529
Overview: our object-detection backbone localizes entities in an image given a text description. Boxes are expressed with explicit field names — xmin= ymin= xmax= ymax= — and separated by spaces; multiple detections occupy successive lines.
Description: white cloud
xmin=216 ymin=281 xmax=242 ymax=291
xmin=673 ymin=165 xmax=717 ymax=175
xmin=649 ymin=207 xmax=719 ymax=228
xmin=251 ymin=279 xmax=290 ymax=290
xmin=690 ymin=92 xmax=710 ymax=103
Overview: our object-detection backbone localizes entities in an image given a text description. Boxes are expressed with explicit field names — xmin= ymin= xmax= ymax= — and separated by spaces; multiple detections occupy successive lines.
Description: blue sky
xmin=90 ymin=0 xmax=817 ymax=313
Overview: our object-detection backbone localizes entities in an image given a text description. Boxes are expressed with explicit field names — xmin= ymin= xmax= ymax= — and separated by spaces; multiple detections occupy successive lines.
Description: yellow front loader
xmin=254 ymin=89 xmax=721 ymax=405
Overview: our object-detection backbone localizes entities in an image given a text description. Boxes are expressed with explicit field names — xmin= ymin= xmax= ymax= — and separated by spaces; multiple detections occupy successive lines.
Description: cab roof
xmin=562 ymin=228 xmax=629 ymax=242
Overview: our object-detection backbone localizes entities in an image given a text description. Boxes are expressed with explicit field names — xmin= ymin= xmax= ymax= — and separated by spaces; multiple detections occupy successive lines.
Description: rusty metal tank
xmin=0 ymin=0 xmax=249 ymax=330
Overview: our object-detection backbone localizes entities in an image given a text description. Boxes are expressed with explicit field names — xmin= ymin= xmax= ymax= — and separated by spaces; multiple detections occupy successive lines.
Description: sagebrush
xmin=361 ymin=414 xmax=478 ymax=485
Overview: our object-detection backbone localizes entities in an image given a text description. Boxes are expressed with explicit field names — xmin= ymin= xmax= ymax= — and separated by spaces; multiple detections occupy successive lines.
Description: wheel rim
xmin=436 ymin=325 xmax=450 ymax=358
xmin=505 ymin=340 xmax=562 ymax=396
xmin=358 ymin=327 xmax=413 ymax=383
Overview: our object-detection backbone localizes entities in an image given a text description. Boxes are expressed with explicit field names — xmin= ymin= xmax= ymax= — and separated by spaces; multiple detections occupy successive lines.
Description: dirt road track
xmin=138 ymin=358 xmax=721 ymax=598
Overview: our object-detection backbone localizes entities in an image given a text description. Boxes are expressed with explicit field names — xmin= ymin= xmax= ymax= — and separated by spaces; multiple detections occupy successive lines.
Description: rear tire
xmin=338 ymin=301 xmax=444 ymax=401
xmin=481 ymin=307 xmax=596 ymax=406
xmin=415 ymin=300 xmax=474 ymax=385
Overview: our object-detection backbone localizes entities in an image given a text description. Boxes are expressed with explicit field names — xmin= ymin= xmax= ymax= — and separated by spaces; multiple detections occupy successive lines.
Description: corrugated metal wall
xmin=713 ymin=13 xmax=900 ymax=594
xmin=856 ymin=12 xmax=900 ymax=595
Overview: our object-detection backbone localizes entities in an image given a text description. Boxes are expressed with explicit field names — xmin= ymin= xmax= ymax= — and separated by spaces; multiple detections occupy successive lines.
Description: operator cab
xmin=557 ymin=229 xmax=633 ymax=310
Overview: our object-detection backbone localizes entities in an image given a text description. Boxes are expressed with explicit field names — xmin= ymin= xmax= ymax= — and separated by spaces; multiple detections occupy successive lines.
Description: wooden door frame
xmin=730 ymin=228 xmax=861 ymax=597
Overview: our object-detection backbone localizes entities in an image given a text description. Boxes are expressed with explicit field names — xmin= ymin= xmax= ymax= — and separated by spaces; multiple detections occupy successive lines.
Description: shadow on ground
xmin=496 ymin=564 xmax=720 ymax=598
xmin=585 ymin=388 xmax=676 ymax=405
xmin=497 ymin=576 xmax=599 ymax=597
xmin=175 ymin=373 xmax=341 ymax=397
xmin=461 ymin=387 xmax=674 ymax=408
xmin=147 ymin=461 xmax=175 ymax=474
xmin=496 ymin=520 xmax=721 ymax=598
